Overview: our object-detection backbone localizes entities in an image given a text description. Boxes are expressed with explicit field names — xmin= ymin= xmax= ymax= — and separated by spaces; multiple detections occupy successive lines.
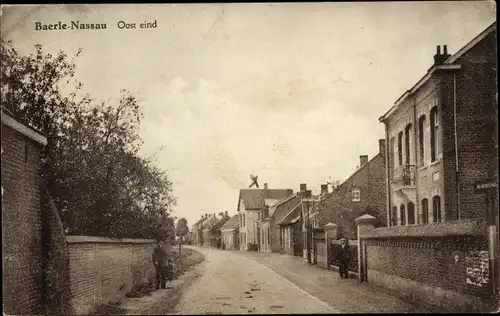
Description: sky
xmin=1 ymin=2 xmax=496 ymax=227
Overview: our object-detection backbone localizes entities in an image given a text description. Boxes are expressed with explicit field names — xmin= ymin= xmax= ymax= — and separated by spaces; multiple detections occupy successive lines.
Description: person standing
xmin=152 ymin=239 xmax=169 ymax=289
xmin=338 ymin=238 xmax=351 ymax=279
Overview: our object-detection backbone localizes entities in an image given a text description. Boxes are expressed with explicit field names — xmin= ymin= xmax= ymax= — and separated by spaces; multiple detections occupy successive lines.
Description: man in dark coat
xmin=152 ymin=239 xmax=170 ymax=289
xmin=337 ymin=238 xmax=351 ymax=279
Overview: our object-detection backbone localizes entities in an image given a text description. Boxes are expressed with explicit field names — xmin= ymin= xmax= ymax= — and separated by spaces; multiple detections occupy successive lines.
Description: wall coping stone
xmin=66 ymin=235 xmax=154 ymax=244
xmin=361 ymin=219 xmax=487 ymax=238
xmin=2 ymin=113 xmax=48 ymax=145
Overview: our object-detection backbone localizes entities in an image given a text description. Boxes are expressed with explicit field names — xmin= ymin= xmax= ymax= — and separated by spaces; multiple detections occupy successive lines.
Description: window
xmin=421 ymin=199 xmax=429 ymax=224
xmin=243 ymin=214 xmax=246 ymax=226
xmin=405 ymin=123 xmax=412 ymax=165
xmin=352 ymin=188 xmax=361 ymax=202
xmin=398 ymin=132 xmax=403 ymax=166
xmin=430 ymin=107 xmax=438 ymax=162
xmin=391 ymin=206 xmax=398 ymax=226
xmin=400 ymin=204 xmax=406 ymax=225
xmin=390 ymin=137 xmax=395 ymax=170
xmin=432 ymin=195 xmax=441 ymax=222
xmin=407 ymin=202 xmax=416 ymax=225
xmin=267 ymin=228 xmax=270 ymax=246
xmin=418 ymin=115 xmax=426 ymax=166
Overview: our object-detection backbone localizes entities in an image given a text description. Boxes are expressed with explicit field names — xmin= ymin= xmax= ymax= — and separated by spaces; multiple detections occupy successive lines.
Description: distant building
xmin=318 ymin=140 xmax=388 ymax=238
xmin=221 ymin=214 xmax=240 ymax=250
xmin=237 ymin=183 xmax=293 ymax=251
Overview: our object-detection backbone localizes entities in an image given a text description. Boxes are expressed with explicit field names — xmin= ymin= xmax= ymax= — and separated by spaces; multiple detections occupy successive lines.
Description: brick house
xmin=261 ymin=191 xmax=301 ymax=253
xmin=357 ymin=22 xmax=497 ymax=312
xmin=318 ymin=139 xmax=388 ymax=239
xmin=2 ymin=113 xmax=48 ymax=315
xmin=379 ymin=22 xmax=497 ymax=227
xmin=221 ymin=214 xmax=240 ymax=250
xmin=238 ymin=184 xmax=293 ymax=251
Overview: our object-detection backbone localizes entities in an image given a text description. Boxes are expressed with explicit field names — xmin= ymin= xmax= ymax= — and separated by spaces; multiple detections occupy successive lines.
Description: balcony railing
xmin=392 ymin=164 xmax=416 ymax=188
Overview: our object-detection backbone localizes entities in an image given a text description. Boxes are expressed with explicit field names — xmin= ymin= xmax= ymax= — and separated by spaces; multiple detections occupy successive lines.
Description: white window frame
xmin=352 ymin=188 xmax=361 ymax=202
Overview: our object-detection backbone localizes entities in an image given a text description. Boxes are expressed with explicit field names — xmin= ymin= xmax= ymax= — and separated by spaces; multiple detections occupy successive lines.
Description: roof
xmin=221 ymin=214 xmax=240 ymax=231
xmin=202 ymin=215 xmax=219 ymax=230
xmin=325 ymin=151 xmax=383 ymax=199
xmin=1 ymin=112 xmax=48 ymax=146
xmin=379 ymin=21 xmax=496 ymax=122
xmin=272 ymin=195 xmax=301 ymax=226
xmin=237 ymin=188 xmax=293 ymax=211
xmin=277 ymin=203 xmax=302 ymax=226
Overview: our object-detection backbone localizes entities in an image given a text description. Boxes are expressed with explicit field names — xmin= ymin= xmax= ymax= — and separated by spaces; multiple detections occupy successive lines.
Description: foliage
xmin=1 ymin=40 xmax=176 ymax=238
xmin=175 ymin=217 xmax=189 ymax=238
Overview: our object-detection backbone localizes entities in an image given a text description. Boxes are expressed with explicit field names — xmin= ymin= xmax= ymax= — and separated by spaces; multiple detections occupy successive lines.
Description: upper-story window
xmin=405 ymin=123 xmax=412 ymax=165
xmin=418 ymin=115 xmax=426 ymax=166
xmin=351 ymin=188 xmax=360 ymax=202
xmin=430 ymin=106 xmax=439 ymax=162
xmin=397 ymin=132 xmax=403 ymax=166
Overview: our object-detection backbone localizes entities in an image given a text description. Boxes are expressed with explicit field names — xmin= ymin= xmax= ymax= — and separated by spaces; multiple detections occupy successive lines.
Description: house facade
xmin=379 ymin=22 xmax=497 ymax=228
xmin=318 ymin=140 xmax=388 ymax=239
xmin=262 ymin=193 xmax=301 ymax=253
xmin=238 ymin=184 xmax=293 ymax=251
xmin=357 ymin=22 xmax=498 ymax=312
xmin=221 ymin=214 xmax=240 ymax=250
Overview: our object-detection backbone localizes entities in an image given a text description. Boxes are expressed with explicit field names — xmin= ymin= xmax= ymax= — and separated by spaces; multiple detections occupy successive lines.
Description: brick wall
xmin=440 ymin=28 xmax=497 ymax=222
xmin=1 ymin=122 xmax=45 ymax=315
xmin=66 ymin=236 xmax=155 ymax=315
xmin=359 ymin=220 xmax=494 ymax=312
xmin=321 ymin=152 xmax=387 ymax=238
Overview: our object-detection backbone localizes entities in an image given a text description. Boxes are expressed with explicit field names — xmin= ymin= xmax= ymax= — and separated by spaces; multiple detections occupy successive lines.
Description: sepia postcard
xmin=1 ymin=2 xmax=498 ymax=315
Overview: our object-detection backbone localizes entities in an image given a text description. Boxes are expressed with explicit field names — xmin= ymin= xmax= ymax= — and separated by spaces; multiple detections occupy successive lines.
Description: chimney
xmin=213 ymin=213 xmax=216 ymax=218
xmin=300 ymin=183 xmax=307 ymax=192
xmin=287 ymin=189 xmax=294 ymax=195
xmin=360 ymin=155 xmax=368 ymax=166
xmin=321 ymin=184 xmax=328 ymax=195
xmin=205 ymin=213 xmax=208 ymax=218
xmin=378 ymin=139 xmax=386 ymax=155
xmin=264 ymin=183 xmax=268 ymax=190
xmin=225 ymin=211 xmax=228 ymax=216
xmin=433 ymin=44 xmax=450 ymax=65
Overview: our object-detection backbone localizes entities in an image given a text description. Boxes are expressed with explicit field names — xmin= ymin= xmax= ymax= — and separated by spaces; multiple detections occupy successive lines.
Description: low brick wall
xmin=360 ymin=220 xmax=494 ymax=312
xmin=66 ymin=236 xmax=155 ymax=315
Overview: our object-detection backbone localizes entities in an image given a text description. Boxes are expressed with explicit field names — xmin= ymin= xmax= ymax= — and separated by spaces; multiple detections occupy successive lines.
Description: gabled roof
xmin=221 ymin=214 xmax=240 ymax=231
xmin=237 ymin=188 xmax=293 ymax=211
xmin=277 ymin=203 xmax=302 ymax=226
xmin=271 ymin=195 xmax=301 ymax=226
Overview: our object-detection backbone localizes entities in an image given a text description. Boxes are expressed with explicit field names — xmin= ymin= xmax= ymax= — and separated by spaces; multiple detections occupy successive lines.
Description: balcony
xmin=392 ymin=165 xmax=416 ymax=193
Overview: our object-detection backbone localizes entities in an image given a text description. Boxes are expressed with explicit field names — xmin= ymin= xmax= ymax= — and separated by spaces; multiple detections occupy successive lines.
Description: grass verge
xmin=91 ymin=247 xmax=205 ymax=315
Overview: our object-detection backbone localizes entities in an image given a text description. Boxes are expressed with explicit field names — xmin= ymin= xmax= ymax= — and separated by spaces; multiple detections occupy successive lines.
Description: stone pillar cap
xmin=323 ymin=222 xmax=337 ymax=228
xmin=355 ymin=214 xmax=377 ymax=225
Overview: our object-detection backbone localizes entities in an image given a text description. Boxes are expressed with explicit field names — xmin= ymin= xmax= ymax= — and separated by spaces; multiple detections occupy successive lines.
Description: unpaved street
xmin=173 ymin=248 xmax=338 ymax=314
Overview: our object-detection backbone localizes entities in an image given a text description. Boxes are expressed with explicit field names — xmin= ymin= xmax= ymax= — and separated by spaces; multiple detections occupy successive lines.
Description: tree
xmin=1 ymin=40 xmax=177 ymax=238
xmin=175 ymin=218 xmax=189 ymax=240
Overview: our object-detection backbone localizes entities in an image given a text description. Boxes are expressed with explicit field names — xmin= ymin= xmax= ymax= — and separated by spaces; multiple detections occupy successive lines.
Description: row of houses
xmin=196 ymin=22 xmax=497 ymax=312
xmin=190 ymin=211 xmax=235 ymax=248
